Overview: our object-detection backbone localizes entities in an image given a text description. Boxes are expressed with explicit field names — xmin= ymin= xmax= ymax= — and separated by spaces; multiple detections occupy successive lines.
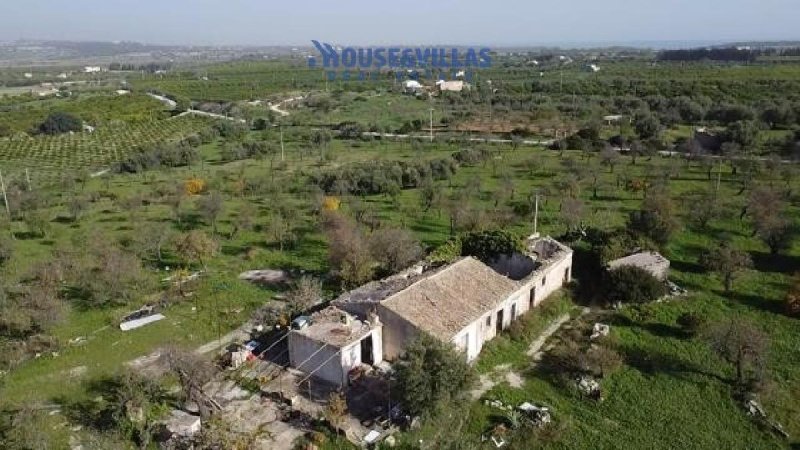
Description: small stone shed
xmin=607 ymin=251 xmax=670 ymax=280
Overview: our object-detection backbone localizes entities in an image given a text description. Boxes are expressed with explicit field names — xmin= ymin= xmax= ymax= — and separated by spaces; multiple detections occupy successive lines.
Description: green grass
xmin=1 ymin=125 xmax=798 ymax=448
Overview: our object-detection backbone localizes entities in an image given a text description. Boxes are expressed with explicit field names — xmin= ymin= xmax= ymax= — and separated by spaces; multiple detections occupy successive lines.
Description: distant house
xmin=436 ymin=80 xmax=468 ymax=92
xmin=586 ymin=64 xmax=601 ymax=73
xmin=83 ymin=66 xmax=102 ymax=73
xmin=692 ymin=127 xmax=722 ymax=153
xmin=402 ymin=79 xmax=423 ymax=94
xmin=23 ymin=72 xmax=33 ymax=79
xmin=603 ymin=115 xmax=624 ymax=125
xmin=607 ymin=251 xmax=670 ymax=281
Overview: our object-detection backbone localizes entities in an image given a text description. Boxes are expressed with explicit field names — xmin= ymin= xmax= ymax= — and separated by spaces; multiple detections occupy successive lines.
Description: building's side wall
xmin=453 ymin=251 xmax=574 ymax=363
xmin=379 ymin=249 xmax=574 ymax=363
xmin=377 ymin=304 xmax=422 ymax=361
xmin=520 ymin=251 xmax=573 ymax=307
xmin=288 ymin=332 xmax=346 ymax=387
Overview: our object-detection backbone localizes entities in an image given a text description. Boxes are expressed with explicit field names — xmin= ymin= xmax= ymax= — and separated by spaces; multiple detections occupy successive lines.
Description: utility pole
xmin=429 ymin=108 xmax=434 ymax=143
xmin=0 ymin=170 xmax=9 ymax=216
xmin=280 ymin=125 xmax=285 ymax=162
xmin=533 ymin=194 xmax=540 ymax=236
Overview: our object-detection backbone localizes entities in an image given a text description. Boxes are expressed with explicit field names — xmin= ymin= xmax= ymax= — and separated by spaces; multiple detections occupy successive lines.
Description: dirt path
xmin=269 ymin=96 xmax=304 ymax=117
xmin=526 ymin=314 xmax=571 ymax=357
xmin=471 ymin=309 xmax=589 ymax=400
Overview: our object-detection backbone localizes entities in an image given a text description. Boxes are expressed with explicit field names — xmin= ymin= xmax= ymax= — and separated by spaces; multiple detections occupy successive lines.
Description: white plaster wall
xmin=377 ymin=304 xmax=421 ymax=361
xmin=288 ymin=332 xmax=346 ymax=386
xmin=452 ymin=251 xmax=573 ymax=363
xmin=289 ymin=328 xmax=384 ymax=387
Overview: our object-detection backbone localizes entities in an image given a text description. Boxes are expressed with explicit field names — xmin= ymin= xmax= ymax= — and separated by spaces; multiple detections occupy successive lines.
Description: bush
xmin=677 ymin=312 xmax=706 ymax=337
xmin=605 ymin=265 xmax=666 ymax=304
xmin=0 ymin=238 xmax=12 ymax=267
xmin=38 ymin=112 xmax=82 ymax=135
xmin=393 ymin=333 xmax=475 ymax=416
xmin=461 ymin=230 xmax=524 ymax=263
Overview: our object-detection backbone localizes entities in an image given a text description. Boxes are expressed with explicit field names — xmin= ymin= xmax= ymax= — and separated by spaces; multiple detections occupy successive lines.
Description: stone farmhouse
xmin=287 ymin=236 xmax=573 ymax=387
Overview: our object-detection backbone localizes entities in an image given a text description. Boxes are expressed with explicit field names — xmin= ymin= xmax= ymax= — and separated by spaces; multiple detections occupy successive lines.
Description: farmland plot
xmin=0 ymin=115 xmax=210 ymax=184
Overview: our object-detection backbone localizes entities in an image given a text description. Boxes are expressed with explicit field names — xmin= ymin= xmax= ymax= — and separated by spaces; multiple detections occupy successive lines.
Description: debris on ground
xmin=518 ymin=402 xmax=552 ymax=427
xmin=68 ymin=336 xmax=87 ymax=346
xmin=590 ymin=323 xmax=610 ymax=340
xmin=666 ymin=281 xmax=687 ymax=296
xmin=576 ymin=376 xmax=602 ymax=400
xmin=161 ymin=410 xmax=202 ymax=438
xmin=119 ymin=305 xmax=166 ymax=331
xmin=744 ymin=397 xmax=790 ymax=439
xmin=239 ymin=269 xmax=290 ymax=285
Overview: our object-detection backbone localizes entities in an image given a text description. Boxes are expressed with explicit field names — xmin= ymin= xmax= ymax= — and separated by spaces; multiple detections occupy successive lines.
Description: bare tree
xmin=368 ymin=227 xmax=423 ymax=273
xmin=324 ymin=212 xmax=375 ymax=288
xmin=174 ymin=230 xmax=218 ymax=269
xmin=600 ymin=146 xmax=621 ymax=173
xmin=323 ymin=391 xmax=349 ymax=435
xmin=161 ymin=345 xmax=216 ymax=409
xmin=286 ymin=276 xmax=323 ymax=315
xmin=560 ymin=197 xmax=585 ymax=233
xmin=703 ymin=319 xmax=769 ymax=388
xmin=584 ymin=345 xmax=623 ymax=379
xmin=134 ymin=222 xmax=173 ymax=264
xmin=700 ymin=241 xmax=752 ymax=293
xmin=197 ymin=191 xmax=224 ymax=234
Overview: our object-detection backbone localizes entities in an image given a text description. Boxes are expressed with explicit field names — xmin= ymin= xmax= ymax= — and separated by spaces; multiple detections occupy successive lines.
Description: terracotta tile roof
xmin=380 ymin=257 xmax=518 ymax=341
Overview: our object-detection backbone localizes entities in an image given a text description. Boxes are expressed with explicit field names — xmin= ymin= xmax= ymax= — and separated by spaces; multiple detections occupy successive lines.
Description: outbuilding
xmin=607 ymin=251 xmax=670 ymax=281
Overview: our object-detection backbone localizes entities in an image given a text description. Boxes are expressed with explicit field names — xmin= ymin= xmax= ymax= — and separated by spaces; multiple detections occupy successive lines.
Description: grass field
xmin=0 ymin=133 xmax=797 ymax=447
xmin=0 ymin=54 xmax=799 ymax=449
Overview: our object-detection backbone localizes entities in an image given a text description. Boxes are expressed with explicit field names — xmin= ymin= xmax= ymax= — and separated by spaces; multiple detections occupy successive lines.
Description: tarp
xmin=120 ymin=314 xmax=166 ymax=331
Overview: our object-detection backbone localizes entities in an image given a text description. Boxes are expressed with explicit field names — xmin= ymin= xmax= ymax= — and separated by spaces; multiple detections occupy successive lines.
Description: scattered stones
xmin=68 ymin=336 xmax=87 ymax=346
xmin=239 ymin=269 xmax=290 ymax=286
xmin=590 ymin=323 xmax=610 ymax=340
xmin=518 ymin=402 xmax=552 ymax=428
xmin=576 ymin=376 xmax=602 ymax=400
xmin=505 ymin=371 xmax=524 ymax=388
xmin=666 ymin=281 xmax=687 ymax=297
xmin=67 ymin=366 xmax=88 ymax=378
xmin=743 ymin=397 xmax=790 ymax=439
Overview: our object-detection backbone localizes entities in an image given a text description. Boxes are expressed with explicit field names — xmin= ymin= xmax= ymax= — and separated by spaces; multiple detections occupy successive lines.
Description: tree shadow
xmin=619 ymin=344 xmax=728 ymax=384
xmin=669 ymin=259 xmax=705 ymax=275
xmin=568 ymin=246 xmax=606 ymax=307
xmin=55 ymin=376 xmax=124 ymax=431
xmin=13 ymin=231 xmax=43 ymax=240
xmin=751 ymin=251 xmax=800 ymax=274
xmin=719 ymin=289 xmax=786 ymax=316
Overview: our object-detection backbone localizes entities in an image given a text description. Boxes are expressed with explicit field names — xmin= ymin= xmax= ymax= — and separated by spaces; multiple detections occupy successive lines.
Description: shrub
xmin=605 ymin=265 xmax=666 ymax=304
xmin=393 ymin=333 xmax=475 ymax=416
xmin=38 ymin=112 xmax=82 ymax=135
xmin=321 ymin=196 xmax=341 ymax=211
xmin=785 ymin=273 xmax=800 ymax=317
xmin=184 ymin=178 xmax=207 ymax=195
xmin=461 ymin=230 xmax=524 ymax=263
xmin=677 ymin=312 xmax=706 ymax=337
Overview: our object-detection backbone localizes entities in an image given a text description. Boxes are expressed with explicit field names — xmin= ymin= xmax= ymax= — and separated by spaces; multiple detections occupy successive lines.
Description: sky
xmin=2 ymin=0 xmax=799 ymax=47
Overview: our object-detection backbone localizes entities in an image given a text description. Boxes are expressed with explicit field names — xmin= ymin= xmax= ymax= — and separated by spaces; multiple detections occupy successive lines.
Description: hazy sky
xmin=2 ymin=0 xmax=798 ymax=46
